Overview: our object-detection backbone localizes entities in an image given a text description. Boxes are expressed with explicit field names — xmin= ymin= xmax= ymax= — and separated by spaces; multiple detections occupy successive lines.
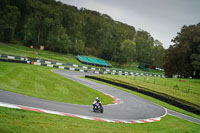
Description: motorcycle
xmin=93 ymin=103 xmax=103 ymax=113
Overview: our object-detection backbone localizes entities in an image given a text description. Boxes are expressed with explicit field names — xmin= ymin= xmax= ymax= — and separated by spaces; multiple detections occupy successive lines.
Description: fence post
xmin=187 ymin=86 xmax=190 ymax=93
xmin=173 ymin=84 xmax=179 ymax=90
xmin=164 ymin=81 xmax=166 ymax=86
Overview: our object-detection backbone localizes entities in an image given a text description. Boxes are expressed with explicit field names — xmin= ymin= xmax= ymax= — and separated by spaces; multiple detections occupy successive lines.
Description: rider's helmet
xmin=96 ymin=97 xmax=100 ymax=103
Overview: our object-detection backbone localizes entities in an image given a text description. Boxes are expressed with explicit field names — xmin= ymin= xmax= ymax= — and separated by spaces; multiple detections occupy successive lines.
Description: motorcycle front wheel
xmin=100 ymin=107 xmax=103 ymax=113
xmin=93 ymin=106 xmax=96 ymax=112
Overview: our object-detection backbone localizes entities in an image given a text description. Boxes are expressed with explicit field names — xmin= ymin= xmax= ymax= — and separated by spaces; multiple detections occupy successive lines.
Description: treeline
xmin=164 ymin=23 xmax=200 ymax=78
xmin=0 ymin=0 xmax=165 ymax=67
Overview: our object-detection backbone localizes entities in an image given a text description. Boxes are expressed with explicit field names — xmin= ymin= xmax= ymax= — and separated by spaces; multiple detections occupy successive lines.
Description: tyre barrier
xmin=0 ymin=58 xmax=29 ymax=64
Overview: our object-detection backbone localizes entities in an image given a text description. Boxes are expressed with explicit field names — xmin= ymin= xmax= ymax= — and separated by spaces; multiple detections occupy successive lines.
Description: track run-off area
xmin=0 ymin=70 xmax=199 ymax=124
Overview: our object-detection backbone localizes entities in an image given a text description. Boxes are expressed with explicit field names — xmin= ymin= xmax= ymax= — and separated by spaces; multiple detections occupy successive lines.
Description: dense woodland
xmin=0 ymin=0 xmax=165 ymax=67
xmin=0 ymin=0 xmax=199 ymax=78
xmin=164 ymin=23 xmax=200 ymax=78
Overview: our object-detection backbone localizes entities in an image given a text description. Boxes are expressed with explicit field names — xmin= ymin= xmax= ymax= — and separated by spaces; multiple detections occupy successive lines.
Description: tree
xmin=0 ymin=5 xmax=20 ymax=41
xmin=164 ymin=23 xmax=200 ymax=78
xmin=191 ymin=53 xmax=200 ymax=78
xmin=118 ymin=39 xmax=136 ymax=65
xmin=164 ymin=45 xmax=181 ymax=77
xmin=23 ymin=0 xmax=72 ymax=53
xmin=153 ymin=40 xmax=165 ymax=67
xmin=72 ymin=39 xmax=85 ymax=54
xmin=23 ymin=1 xmax=49 ymax=47
xmin=46 ymin=24 xmax=72 ymax=53
xmin=135 ymin=30 xmax=154 ymax=65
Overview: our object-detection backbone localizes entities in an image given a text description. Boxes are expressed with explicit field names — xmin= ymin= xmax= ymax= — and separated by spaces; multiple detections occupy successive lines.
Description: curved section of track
xmin=0 ymin=70 xmax=166 ymax=122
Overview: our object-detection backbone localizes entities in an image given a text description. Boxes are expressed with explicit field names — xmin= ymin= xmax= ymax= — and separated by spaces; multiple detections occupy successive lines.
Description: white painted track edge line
xmin=167 ymin=109 xmax=200 ymax=124
xmin=167 ymin=113 xmax=200 ymax=125
xmin=167 ymin=109 xmax=200 ymax=121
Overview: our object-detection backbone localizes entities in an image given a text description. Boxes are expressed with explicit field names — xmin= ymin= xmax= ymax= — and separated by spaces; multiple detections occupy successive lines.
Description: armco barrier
xmin=85 ymin=75 xmax=200 ymax=115
xmin=0 ymin=58 xmax=29 ymax=64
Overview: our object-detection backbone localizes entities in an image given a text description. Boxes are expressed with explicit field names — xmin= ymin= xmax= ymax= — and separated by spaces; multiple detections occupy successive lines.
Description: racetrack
xmin=0 ymin=70 xmax=167 ymax=122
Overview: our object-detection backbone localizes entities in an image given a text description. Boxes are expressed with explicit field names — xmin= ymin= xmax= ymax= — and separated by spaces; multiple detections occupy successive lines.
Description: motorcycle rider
xmin=93 ymin=97 xmax=102 ymax=109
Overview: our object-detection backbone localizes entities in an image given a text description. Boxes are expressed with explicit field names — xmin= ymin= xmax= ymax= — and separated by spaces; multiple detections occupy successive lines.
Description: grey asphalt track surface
xmin=0 ymin=70 xmax=167 ymax=121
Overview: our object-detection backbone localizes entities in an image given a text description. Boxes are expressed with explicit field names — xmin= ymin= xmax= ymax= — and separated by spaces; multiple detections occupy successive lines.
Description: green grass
xmin=0 ymin=62 xmax=113 ymax=105
xmin=0 ymin=42 xmax=81 ymax=64
xmin=95 ymin=75 xmax=200 ymax=107
xmin=86 ymin=78 xmax=200 ymax=119
xmin=0 ymin=107 xmax=199 ymax=133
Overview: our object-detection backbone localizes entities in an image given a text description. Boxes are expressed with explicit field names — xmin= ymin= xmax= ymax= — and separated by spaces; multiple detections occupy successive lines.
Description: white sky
xmin=59 ymin=0 xmax=200 ymax=48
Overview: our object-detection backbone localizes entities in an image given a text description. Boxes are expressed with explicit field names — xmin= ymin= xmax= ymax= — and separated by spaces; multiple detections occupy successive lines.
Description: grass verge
xmin=0 ymin=62 xmax=113 ymax=105
xmin=0 ymin=107 xmax=199 ymax=133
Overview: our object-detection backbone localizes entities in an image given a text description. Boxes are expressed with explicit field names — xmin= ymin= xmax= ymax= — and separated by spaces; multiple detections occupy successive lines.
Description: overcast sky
xmin=59 ymin=0 xmax=200 ymax=48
